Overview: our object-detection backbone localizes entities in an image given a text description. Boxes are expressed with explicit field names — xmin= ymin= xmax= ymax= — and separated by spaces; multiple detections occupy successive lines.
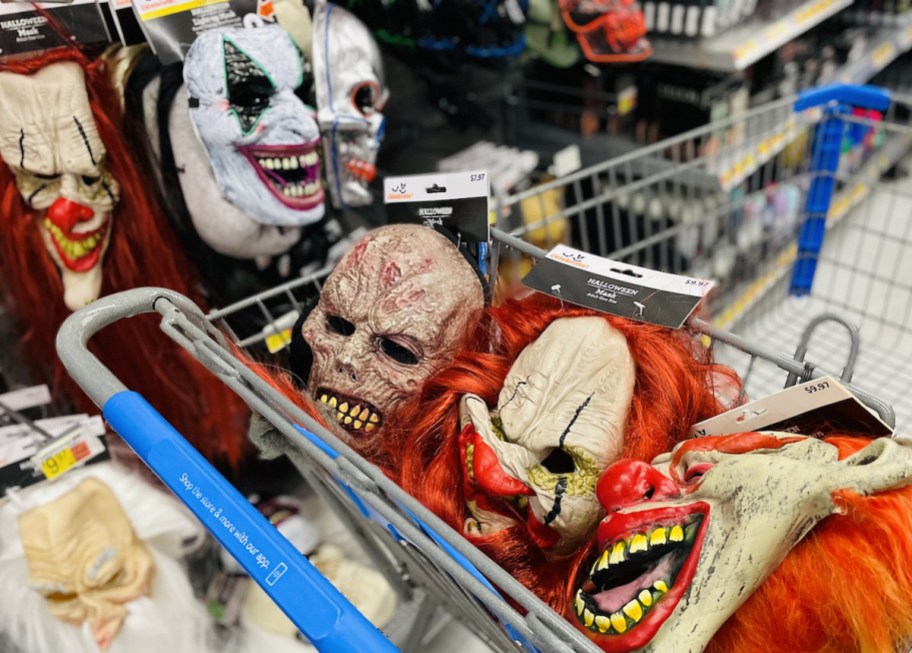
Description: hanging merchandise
xmin=524 ymin=0 xmax=582 ymax=68
xmin=399 ymin=292 xmax=740 ymax=608
xmin=560 ymin=0 xmax=653 ymax=63
xmin=312 ymin=1 xmax=389 ymax=210
xmin=289 ymin=223 xmax=488 ymax=467
xmin=0 ymin=48 xmax=250 ymax=467
xmin=0 ymin=462 xmax=214 ymax=653
xmin=567 ymin=432 xmax=912 ymax=652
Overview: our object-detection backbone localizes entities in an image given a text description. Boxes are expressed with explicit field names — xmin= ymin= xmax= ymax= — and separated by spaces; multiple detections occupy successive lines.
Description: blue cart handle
xmin=56 ymin=289 xmax=398 ymax=653
xmin=795 ymin=83 xmax=892 ymax=112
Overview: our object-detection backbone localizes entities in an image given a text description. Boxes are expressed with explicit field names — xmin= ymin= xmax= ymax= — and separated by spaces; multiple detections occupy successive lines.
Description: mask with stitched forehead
xmin=0 ymin=61 xmax=120 ymax=310
xmin=313 ymin=1 xmax=388 ymax=209
xmin=300 ymin=224 xmax=485 ymax=441
xmin=571 ymin=433 xmax=912 ymax=652
xmin=459 ymin=316 xmax=636 ymax=557
xmin=184 ymin=24 xmax=325 ymax=229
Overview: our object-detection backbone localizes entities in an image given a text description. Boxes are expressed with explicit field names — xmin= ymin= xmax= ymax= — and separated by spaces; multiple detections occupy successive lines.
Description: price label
xmin=30 ymin=426 xmax=105 ymax=481
xmin=40 ymin=447 xmax=77 ymax=480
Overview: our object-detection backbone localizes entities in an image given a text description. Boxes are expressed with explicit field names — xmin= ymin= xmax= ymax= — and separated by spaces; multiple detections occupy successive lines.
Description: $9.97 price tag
xmin=33 ymin=429 xmax=103 ymax=480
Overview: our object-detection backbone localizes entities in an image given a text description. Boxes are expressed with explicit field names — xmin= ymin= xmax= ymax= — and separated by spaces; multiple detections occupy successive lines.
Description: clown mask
xmin=184 ymin=25 xmax=325 ymax=228
xmin=300 ymin=224 xmax=485 ymax=440
xmin=0 ymin=61 xmax=120 ymax=310
xmin=460 ymin=316 xmax=636 ymax=557
xmin=313 ymin=2 xmax=388 ymax=209
xmin=19 ymin=478 xmax=155 ymax=651
xmin=571 ymin=433 xmax=912 ymax=652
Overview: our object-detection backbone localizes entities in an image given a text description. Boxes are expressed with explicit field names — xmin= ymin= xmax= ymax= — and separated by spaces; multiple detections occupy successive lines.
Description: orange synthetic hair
xmin=0 ymin=48 xmax=250 ymax=468
xmin=706 ymin=435 xmax=912 ymax=653
xmin=398 ymin=292 xmax=740 ymax=609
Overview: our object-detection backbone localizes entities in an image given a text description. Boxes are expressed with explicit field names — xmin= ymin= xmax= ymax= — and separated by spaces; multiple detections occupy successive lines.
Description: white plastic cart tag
xmin=689 ymin=376 xmax=893 ymax=439
xmin=261 ymin=309 xmax=301 ymax=354
xmin=522 ymin=244 xmax=715 ymax=328
xmin=0 ymin=385 xmax=52 ymax=414
xmin=384 ymin=170 xmax=491 ymax=244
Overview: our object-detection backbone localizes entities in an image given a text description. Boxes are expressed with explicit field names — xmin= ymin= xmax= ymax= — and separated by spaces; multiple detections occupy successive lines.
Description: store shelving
xmin=648 ymin=0 xmax=854 ymax=71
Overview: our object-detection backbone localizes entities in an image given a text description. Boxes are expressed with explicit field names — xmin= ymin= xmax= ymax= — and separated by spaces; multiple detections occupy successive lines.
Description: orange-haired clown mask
xmin=571 ymin=433 xmax=912 ymax=653
xmin=0 ymin=61 xmax=120 ymax=311
xmin=459 ymin=316 xmax=636 ymax=557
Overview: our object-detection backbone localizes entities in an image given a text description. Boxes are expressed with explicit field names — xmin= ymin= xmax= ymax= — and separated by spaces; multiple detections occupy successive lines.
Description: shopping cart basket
xmin=56 ymin=83 xmax=906 ymax=653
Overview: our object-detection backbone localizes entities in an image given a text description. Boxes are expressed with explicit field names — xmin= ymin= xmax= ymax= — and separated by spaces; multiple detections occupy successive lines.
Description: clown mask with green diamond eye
xmin=183 ymin=25 xmax=325 ymax=228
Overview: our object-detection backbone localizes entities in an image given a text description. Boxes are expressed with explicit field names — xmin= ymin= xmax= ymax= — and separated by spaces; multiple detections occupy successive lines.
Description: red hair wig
xmin=398 ymin=292 xmax=740 ymax=608
xmin=0 ymin=48 xmax=250 ymax=467
xmin=705 ymin=435 xmax=912 ymax=653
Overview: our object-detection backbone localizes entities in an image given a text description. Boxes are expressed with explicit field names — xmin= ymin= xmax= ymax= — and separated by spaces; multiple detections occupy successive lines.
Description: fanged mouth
xmin=316 ymin=388 xmax=382 ymax=434
xmin=573 ymin=513 xmax=706 ymax=643
xmin=240 ymin=142 xmax=324 ymax=210
xmin=42 ymin=217 xmax=109 ymax=273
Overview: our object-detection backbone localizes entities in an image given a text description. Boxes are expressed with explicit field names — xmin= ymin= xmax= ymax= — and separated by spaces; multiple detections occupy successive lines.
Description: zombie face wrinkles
xmin=459 ymin=317 xmax=636 ymax=557
xmin=184 ymin=25 xmax=325 ymax=228
xmin=313 ymin=2 xmax=388 ymax=209
xmin=19 ymin=478 xmax=154 ymax=651
xmin=571 ymin=433 xmax=912 ymax=653
xmin=0 ymin=61 xmax=120 ymax=310
xmin=301 ymin=224 xmax=484 ymax=440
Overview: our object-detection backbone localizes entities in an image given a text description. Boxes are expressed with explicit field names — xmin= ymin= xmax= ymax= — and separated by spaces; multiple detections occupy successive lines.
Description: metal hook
xmin=784 ymin=313 xmax=861 ymax=387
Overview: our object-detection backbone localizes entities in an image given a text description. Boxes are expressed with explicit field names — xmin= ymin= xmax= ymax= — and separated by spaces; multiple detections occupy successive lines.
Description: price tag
xmin=31 ymin=426 xmax=106 ymax=481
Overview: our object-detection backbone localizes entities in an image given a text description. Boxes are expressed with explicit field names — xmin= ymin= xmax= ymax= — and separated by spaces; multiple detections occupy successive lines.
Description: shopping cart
xmin=56 ymin=83 xmax=909 ymax=653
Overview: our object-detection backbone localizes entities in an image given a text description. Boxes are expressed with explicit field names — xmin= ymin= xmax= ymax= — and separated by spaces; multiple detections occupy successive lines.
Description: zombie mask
xmin=460 ymin=316 xmax=636 ymax=557
xmin=313 ymin=2 xmax=388 ymax=209
xmin=19 ymin=478 xmax=155 ymax=651
xmin=300 ymin=224 xmax=485 ymax=440
xmin=560 ymin=0 xmax=652 ymax=63
xmin=0 ymin=61 xmax=120 ymax=310
xmin=571 ymin=433 xmax=912 ymax=653
xmin=184 ymin=25 xmax=325 ymax=228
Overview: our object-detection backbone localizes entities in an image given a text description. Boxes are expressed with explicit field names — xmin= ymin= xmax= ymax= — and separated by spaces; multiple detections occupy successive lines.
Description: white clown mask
xmin=184 ymin=25 xmax=325 ymax=228
xmin=571 ymin=433 xmax=912 ymax=653
xmin=313 ymin=1 xmax=389 ymax=209
xmin=0 ymin=61 xmax=120 ymax=310
xmin=459 ymin=317 xmax=636 ymax=557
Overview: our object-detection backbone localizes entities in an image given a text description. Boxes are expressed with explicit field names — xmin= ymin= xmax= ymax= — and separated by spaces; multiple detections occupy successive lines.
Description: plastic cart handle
xmin=56 ymin=288 xmax=398 ymax=653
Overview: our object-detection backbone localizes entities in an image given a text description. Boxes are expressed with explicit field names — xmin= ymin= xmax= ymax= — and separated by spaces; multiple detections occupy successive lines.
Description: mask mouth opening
xmin=239 ymin=141 xmax=324 ymax=211
xmin=573 ymin=510 xmax=706 ymax=643
xmin=42 ymin=215 xmax=110 ymax=272
xmin=315 ymin=387 xmax=382 ymax=435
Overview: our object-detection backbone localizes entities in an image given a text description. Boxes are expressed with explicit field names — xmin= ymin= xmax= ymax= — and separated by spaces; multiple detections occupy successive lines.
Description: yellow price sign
xmin=872 ymin=43 xmax=896 ymax=68
xmin=40 ymin=447 xmax=77 ymax=480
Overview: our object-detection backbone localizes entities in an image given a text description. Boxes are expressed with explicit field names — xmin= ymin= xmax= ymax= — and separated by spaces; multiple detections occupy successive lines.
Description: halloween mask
xmin=560 ymin=0 xmax=652 ymax=63
xmin=300 ymin=224 xmax=485 ymax=441
xmin=0 ymin=61 xmax=120 ymax=310
xmin=184 ymin=25 xmax=325 ymax=229
xmin=313 ymin=2 xmax=388 ymax=209
xmin=460 ymin=316 xmax=636 ymax=557
xmin=571 ymin=433 xmax=912 ymax=652
xmin=19 ymin=478 xmax=155 ymax=651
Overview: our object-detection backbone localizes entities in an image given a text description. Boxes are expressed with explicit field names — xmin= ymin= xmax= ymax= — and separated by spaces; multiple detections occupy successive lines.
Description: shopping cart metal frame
xmin=56 ymin=84 xmax=908 ymax=652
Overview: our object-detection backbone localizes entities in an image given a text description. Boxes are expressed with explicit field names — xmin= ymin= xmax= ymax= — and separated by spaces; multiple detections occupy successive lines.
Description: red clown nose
xmin=47 ymin=197 xmax=94 ymax=233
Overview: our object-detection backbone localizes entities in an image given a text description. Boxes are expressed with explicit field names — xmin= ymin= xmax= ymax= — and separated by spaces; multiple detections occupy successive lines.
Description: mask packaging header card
xmin=522 ymin=244 xmax=715 ymax=329
xmin=129 ymin=0 xmax=267 ymax=63
xmin=384 ymin=169 xmax=492 ymax=273
xmin=0 ymin=0 xmax=111 ymax=57
xmin=689 ymin=375 xmax=894 ymax=439
xmin=108 ymin=0 xmax=145 ymax=46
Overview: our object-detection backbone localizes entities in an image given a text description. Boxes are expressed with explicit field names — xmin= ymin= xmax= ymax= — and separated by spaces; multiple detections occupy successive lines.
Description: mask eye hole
xmin=540 ymin=447 xmax=575 ymax=474
xmin=378 ymin=337 xmax=419 ymax=365
xmin=34 ymin=172 xmax=60 ymax=181
xmin=352 ymin=82 xmax=378 ymax=117
xmin=326 ymin=314 xmax=355 ymax=336
xmin=82 ymin=175 xmax=100 ymax=185
xmin=683 ymin=461 xmax=713 ymax=484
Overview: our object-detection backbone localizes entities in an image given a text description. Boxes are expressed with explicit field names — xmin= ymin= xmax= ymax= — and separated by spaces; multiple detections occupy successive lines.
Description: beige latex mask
xmin=18 ymin=478 xmax=154 ymax=651
xmin=0 ymin=61 xmax=120 ymax=310
xmin=459 ymin=316 xmax=636 ymax=557
xmin=300 ymin=224 xmax=485 ymax=440
xmin=571 ymin=432 xmax=912 ymax=653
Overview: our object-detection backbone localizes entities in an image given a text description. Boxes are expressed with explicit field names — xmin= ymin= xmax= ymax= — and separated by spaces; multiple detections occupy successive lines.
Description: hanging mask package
xmin=0 ymin=0 xmax=110 ymax=57
xmin=128 ymin=0 xmax=271 ymax=63
xmin=384 ymin=170 xmax=492 ymax=279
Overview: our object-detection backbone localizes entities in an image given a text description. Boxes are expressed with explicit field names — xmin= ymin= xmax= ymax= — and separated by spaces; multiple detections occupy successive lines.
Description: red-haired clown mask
xmin=300 ymin=224 xmax=485 ymax=440
xmin=0 ymin=61 xmax=120 ymax=310
xmin=459 ymin=316 xmax=636 ymax=557
xmin=571 ymin=433 xmax=912 ymax=652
